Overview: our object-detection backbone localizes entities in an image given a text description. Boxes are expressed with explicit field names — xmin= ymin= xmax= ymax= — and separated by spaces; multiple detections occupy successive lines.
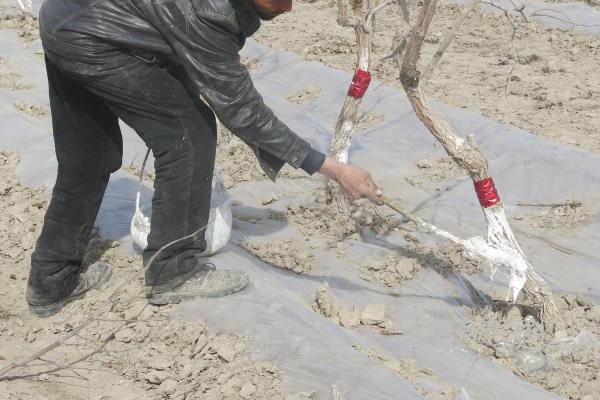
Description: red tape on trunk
xmin=474 ymin=177 xmax=501 ymax=208
xmin=347 ymin=69 xmax=371 ymax=98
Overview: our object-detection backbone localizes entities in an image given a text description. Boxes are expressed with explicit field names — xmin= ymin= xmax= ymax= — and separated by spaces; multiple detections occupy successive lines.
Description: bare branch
xmin=422 ymin=0 xmax=480 ymax=83
xmin=399 ymin=0 xmax=559 ymax=322
xmin=0 ymin=223 xmax=207 ymax=381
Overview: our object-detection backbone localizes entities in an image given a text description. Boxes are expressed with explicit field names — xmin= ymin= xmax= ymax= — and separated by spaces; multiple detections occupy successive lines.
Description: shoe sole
xmin=28 ymin=267 xmax=113 ymax=318
xmin=148 ymin=275 xmax=249 ymax=305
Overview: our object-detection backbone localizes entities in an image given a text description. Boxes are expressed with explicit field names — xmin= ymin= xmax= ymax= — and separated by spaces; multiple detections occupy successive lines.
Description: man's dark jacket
xmin=39 ymin=0 xmax=325 ymax=179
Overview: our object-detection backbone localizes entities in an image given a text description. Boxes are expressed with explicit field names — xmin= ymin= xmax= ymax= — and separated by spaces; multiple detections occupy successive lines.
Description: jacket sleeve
xmin=152 ymin=1 xmax=324 ymax=174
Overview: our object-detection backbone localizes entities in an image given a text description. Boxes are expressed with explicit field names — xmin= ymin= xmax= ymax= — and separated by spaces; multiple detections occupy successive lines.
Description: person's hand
xmin=318 ymin=158 xmax=383 ymax=205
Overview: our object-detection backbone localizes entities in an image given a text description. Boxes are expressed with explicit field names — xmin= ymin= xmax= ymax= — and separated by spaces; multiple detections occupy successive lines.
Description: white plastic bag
xmin=130 ymin=166 xmax=232 ymax=256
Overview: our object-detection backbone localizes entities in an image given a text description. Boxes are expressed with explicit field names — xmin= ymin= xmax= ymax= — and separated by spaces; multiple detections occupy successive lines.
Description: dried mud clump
xmin=0 ymin=150 xmax=313 ymax=400
xmin=286 ymin=86 xmax=321 ymax=104
xmin=288 ymin=192 xmax=399 ymax=241
xmin=0 ymin=14 xmax=39 ymax=42
xmin=405 ymin=157 xmax=466 ymax=186
xmin=353 ymin=345 xmax=458 ymax=400
xmin=241 ymin=57 xmax=263 ymax=70
xmin=216 ymin=136 xmax=266 ymax=188
xmin=0 ymin=152 xmax=47 ymax=262
xmin=241 ymin=239 xmax=314 ymax=274
xmin=14 ymin=101 xmax=48 ymax=117
xmin=0 ymin=72 xmax=31 ymax=91
xmin=356 ymin=112 xmax=385 ymax=132
xmin=288 ymin=200 xmax=360 ymax=241
xmin=522 ymin=201 xmax=594 ymax=231
xmin=465 ymin=296 xmax=600 ymax=400
xmin=313 ymin=282 xmax=401 ymax=335
xmin=359 ymin=252 xmax=422 ymax=287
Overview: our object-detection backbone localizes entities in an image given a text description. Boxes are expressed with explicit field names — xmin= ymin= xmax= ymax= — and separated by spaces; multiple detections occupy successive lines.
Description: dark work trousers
xmin=26 ymin=50 xmax=216 ymax=306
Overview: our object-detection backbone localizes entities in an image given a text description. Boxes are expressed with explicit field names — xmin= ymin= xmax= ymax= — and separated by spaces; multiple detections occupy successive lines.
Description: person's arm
xmin=152 ymin=2 xmax=320 ymax=173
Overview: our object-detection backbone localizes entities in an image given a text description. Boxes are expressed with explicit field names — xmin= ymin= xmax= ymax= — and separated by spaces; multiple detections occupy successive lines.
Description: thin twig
xmin=482 ymin=1 xmax=518 ymax=96
xmin=422 ymin=0 xmax=480 ymax=82
xmin=0 ymin=223 xmax=207 ymax=381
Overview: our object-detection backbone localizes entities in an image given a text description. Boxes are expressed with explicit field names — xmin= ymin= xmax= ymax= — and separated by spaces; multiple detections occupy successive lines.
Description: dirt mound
xmin=0 ymin=151 xmax=312 ymax=400
xmin=465 ymin=296 xmax=600 ymax=399
xmin=405 ymin=157 xmax=466 ymax=186
xmin=241 ymin=239 xmax=314 ymax=274
xmin=359 ymin=251 xmax=422 ymax=287
xmin=356 ymin=111 xmax=385 ymax=132
xmin=520 ymin=201 xmax=595 ymax=231
xmin=353 ymin=345 xmax=458 ymax=400
xmin=0 ymin=71 xmax=31 ymax=91
xmin=313 ymin=282 xmax=401 ymax=335
xmin=286 ymin=86 xmax=321 ymax=104
xmin=216 ymin=135 xmax=266 ymax=188
xmin=287 ymin=190 xmax=399 ymax=241
xmin=0 ymin=13 xmax=38 ymax=42
xmin=14 ymin=101 xmax=48 ymax=117
xmin=254 ymin=0 xmax=600 ymax=153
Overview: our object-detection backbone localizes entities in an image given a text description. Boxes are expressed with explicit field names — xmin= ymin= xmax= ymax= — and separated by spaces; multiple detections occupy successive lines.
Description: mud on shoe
xmin=148 ymin=263 xmax=249 ymax=305
xmin=28 ymin=262 xmax=112 ymax=318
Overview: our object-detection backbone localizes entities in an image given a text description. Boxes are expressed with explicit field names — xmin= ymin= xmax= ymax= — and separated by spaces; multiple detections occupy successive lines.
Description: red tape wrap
xmin=347 ymin=69 xmax=371 ymax=98
xmin=474 ymin=177 xmax=501 ymax=208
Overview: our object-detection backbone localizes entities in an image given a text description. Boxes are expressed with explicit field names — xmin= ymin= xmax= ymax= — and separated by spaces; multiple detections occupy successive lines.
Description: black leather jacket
xmin=38 ymin=0 xmax=325 ymax=180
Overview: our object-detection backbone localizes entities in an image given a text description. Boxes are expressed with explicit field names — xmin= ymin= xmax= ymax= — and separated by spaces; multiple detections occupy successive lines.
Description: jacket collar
xmin=231 ymin=0 xmax=261 ymax=37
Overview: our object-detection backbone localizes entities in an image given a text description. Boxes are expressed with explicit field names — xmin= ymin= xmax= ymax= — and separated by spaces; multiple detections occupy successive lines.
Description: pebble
xmin=360 ymin=304 xmax=385 ymax=325
xmin=240 ymin=382 xmax=257 ymax=398
xmin=158 ymin=378 xmax=178 ymax=394
xmin=338 ymin=307 xmax=360 ymax=328
xmin=144 ymin=370 xmax=169 ymax=384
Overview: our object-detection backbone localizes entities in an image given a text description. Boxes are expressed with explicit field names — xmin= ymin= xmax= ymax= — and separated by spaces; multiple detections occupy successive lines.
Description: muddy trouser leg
xmin=42 ymin=55 xmax=216 ymax=293
xmin=27 ymin=58 xmax=123 ymax=306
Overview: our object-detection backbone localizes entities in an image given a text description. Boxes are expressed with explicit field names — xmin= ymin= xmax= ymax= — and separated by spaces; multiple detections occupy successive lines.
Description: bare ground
xmin=253 ymin=0 xmax=600 ymax=153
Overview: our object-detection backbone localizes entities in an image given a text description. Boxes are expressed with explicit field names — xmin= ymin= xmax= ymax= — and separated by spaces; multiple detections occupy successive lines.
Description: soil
xmin=0 ymin=151 xmax=313 ymax=400
xmin=517 ymin=200 xmax=595 ymax=231
xmin=215 ymin=132 xmax=268 ymax=189
xmin=241 ymin=239 xmax=314 ymax=274
xmin=13 ymin=101 xmax=48 ymax=117
xmin=313 ymin=282 xmax=401 ymax=335
xmin=355 ymin=111 xmax=386 ymax=132
xmin=0 ymin=13 xmax=38 ymax=42
xmin=287 ymin=190 xmax=400 ymax=241
xmin=465 ymin=296 xmax=600 ymax=400
xmin=359 ymin=251 xmax=422 ymax=287
xmin=353 ymin=345 xmax=458 ymax=400
xmin=253 ymin=0 xmax=600 ymax=153
xmin=285 ymin=86 xmax=321 ymax=104
xmin=0 ymin=71 xmax=31 ymax=91
xmin=405 ymin=157 xmax=467 ymax=186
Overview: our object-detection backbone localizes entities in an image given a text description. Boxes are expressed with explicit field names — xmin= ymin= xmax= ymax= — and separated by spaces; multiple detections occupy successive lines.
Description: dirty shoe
xmin=28 ymin=262 xmax=112 ymax=318
xmin=148 ymin=264 xmax=249 ymax=305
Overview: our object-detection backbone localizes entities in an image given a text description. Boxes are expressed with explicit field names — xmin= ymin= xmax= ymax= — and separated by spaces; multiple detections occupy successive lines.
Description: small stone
xmin=586 ymin=307 xmax=600 ymax=324
xmin=503 ymin=305 xmax=522 ymax=321
xmin=239 ymin=382 xmax=257 ymax=398
xmin=378 ymin=319 xmax=402 ymax=335
xmin=158 ymin=378 xmax=178 ymax=394
xmin=576 ymin=296 xmax=593 ymax=309
xmin=145 ymin=370 xmax=169 ymax=384
xmin=114 ymin=328 xmax=133 ymax=343
xmin=9 ymin=274 xmax=16 ymax=280
xmin=360 ymin=304 xmax=386 ymax=325
xmin=338 ymin=307 xmax=360 ymax=328
xmin=215 ymin=344 xmax=236 ymax=362
xmin=147 ymin=358 xmax=171 ymax=371
xmin=39 ymin=373 xmax=50 ymax=381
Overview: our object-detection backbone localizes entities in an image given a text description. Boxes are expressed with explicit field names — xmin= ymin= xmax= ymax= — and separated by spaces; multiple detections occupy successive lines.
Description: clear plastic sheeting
xmin=1 ymin=9 xmax=599 ymax=400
